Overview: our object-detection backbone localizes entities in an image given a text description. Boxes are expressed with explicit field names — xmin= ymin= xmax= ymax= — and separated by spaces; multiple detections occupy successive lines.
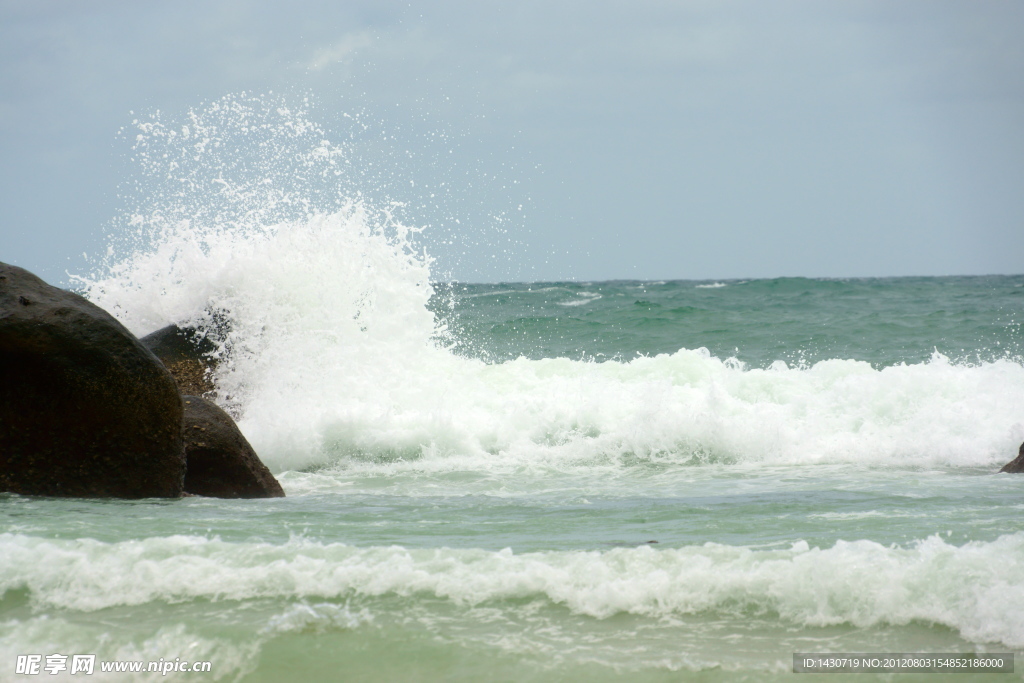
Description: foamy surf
xmin=83 ymin=270 xmax=1024 ymax=473
xmin=2 ymin=532 xmax=1023 ymax=648
xmin=76 ymin=210 xmax=1024 ymax=475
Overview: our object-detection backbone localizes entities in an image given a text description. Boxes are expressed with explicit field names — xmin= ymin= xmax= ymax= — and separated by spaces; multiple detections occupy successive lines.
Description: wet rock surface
xmin=182 ymin=395 xmax=285 ymax=498
xmin=140 ymin=324 xmax=218 ymax=396
xmin=0 ymin=262 xmax=185 ymax=498
xmin=1000 ymin=442 xmax=1024 ymax=473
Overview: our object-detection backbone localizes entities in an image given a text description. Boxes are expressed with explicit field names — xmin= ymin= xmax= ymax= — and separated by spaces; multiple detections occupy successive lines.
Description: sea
xmin=2 ymin=96 xmax=1024 ymax=681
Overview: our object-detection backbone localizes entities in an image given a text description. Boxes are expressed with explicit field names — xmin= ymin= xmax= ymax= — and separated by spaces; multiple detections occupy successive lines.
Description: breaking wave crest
xmin=3 ymin=532 xmax=1024 ymax=648
xmin=73 ymin=94 xmax=1024 ymax=474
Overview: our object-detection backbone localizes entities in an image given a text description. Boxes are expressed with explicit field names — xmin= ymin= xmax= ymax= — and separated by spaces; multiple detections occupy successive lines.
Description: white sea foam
xmin=0 ymin=617 xmax=258 ymax=682
xmin=556 ymin=292 xmax=602 ymax=306
xmin=2 ymin=532 xmax=1023 ymax=648
xmin=74 ymin=95 xmax=1024 ymax=474
xmin=262 ymin=601 xmax=373 ymax=634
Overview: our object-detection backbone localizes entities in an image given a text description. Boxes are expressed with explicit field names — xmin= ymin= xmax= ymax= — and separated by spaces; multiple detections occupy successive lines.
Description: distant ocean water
xmin=3 ymin=96 xmax=1024 ymax=681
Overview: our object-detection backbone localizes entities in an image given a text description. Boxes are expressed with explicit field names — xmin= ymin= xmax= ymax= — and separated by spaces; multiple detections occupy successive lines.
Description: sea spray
xmin=74 ymin=97 xmax=1024 ymax=473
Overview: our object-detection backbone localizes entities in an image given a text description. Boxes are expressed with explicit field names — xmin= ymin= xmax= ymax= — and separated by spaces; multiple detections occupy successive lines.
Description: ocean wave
xmin=556 ymin=292 xmax=603 ymax=307
xmin=2 ymin=532 xmax=1023 ymax=648
xmin=0 ymin=618 xmax=259 ymax=682
xmin=75 ymin=204 xmax=1024 ymax=475
xmin=72 ymin=95 xmax=1024 ymax=474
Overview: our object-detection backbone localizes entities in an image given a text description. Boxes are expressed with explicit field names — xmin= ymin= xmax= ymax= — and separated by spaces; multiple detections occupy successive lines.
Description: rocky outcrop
xmin=140 ymin=324 xmax=218 ymax=396
xmin=182 ymin=396 xmax=284 ymax=498
xmin=0 ymin=262 xmax=185 ymax=498
xmin=1000 ymin=442 xmax=1024 ymax=473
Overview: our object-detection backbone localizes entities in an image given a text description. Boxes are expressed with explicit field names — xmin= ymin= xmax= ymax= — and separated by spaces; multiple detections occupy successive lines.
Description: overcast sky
xmin=2 ymin=0 xmax=1022 ymax=283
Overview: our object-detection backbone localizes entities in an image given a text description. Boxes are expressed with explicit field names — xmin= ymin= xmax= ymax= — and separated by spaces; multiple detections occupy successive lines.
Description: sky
xmin=1 ymin=0 xmax=1023 ymax=283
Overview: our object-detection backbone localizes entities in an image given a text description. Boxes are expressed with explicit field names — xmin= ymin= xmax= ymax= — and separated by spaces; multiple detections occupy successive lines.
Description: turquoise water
xmin=3 ymin=97 xmax=1024 ymax=681
xmin=3 ymin=275 xmax=1024 ymax=682
xmin=433 ymin=277 xmax=1024 ymax=368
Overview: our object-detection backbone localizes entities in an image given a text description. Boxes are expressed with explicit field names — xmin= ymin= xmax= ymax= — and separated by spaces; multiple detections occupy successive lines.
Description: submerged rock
xmin=999 ymin=442 xmax=1024 ymax=473
xmin=0 ymin=262 xmax=185 ymax=498
xmin=182 ymin=396 xmax=285 ymax=498
xmin=140 ymin=324 xmax=218 ymax=396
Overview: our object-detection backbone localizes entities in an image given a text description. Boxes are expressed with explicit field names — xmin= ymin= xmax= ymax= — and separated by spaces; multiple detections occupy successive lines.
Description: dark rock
xmin=182 ymin=396 xmax=284 ymax=498
xmin=0 ymin=262 xmax=185 ymax=498
xmin=140 ymin=324 xmax=218 ymax=396
xmin=1000 ymin=442 xmax=1024 ymax=473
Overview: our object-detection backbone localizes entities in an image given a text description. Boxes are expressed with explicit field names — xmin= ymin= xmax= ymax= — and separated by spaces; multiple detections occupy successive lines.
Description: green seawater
xmin=3 ymin=276 xmax=1024 ymax=682
xmin=432 ymin=276 xmax=1024 ymax=367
